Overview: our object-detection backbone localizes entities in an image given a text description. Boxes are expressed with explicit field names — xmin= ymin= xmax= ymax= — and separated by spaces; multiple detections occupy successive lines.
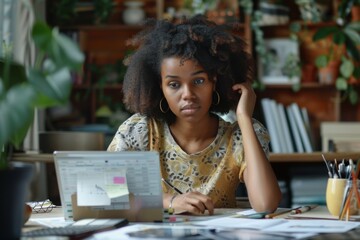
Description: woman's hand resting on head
xmin=232 ymin=81 xmax=256 ymax=119
xmin=171 ymin=191 xmax=214 ymax=215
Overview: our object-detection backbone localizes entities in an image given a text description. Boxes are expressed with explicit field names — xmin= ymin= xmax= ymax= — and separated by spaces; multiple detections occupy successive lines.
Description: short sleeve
xmin=107 ymin=113 xmax=150 ymax=151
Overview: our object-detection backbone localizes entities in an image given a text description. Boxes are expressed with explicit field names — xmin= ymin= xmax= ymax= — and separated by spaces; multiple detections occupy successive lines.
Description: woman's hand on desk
xmin=172 ymin=192 xmax=214 ymax=215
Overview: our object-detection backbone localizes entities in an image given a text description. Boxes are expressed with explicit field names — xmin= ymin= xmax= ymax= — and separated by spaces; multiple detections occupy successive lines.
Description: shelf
xmin=261 ymin=21 xmax=337 ymax=38
xmin=61 ymin=24 xmax=144 ymax=31
xmin=269 ymin=152 xmax=360 ymax=163
xmin=261 ymin=83 xmax=336 ymax=89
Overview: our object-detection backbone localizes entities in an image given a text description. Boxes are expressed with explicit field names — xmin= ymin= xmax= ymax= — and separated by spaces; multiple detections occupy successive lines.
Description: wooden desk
xmin=22 ymin=207 xmax=360 ymax=240
xmin=270 ymin=152 xmax=360 ymax=163
xmin=23 ymin=207 xmax=64 ymax=233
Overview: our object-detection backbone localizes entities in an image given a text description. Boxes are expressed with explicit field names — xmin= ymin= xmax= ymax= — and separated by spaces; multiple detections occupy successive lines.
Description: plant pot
xmin=298 ymin=30 xmax=330 ymax=66
xmin=318 ymin=61 xmax=340 ymax=85
xmin=301 ymin=64 xmax=317 ymax=83
xmin=0 ymin=162 xmax=34 ymax=239
xmin=351 ymin=6 xmax=360 ymax=22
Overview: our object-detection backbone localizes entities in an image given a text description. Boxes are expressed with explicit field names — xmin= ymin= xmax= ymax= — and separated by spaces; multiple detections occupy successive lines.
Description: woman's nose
xmin=182 ymin=85 xmax=195 ymax=99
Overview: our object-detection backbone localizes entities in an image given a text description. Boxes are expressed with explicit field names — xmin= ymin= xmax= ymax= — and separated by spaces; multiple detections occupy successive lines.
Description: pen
xmin=161 ymin=178 xmax=183 ymax=194
xmin=290 ymin=205 xmax=316 ymax=214
xmin=322 ymin=154 xmax=332 ymax=178
xmin=265 ymin=209 xmax=294 ymax=219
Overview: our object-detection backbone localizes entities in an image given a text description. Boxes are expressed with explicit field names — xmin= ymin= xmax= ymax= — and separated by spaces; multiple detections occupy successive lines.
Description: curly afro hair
xmin=122 ymin=15 xmax=254 ymax=124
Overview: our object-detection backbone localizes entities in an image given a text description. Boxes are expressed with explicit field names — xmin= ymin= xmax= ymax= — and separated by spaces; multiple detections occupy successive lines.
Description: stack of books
xmin=260 ymin=98 xmax=314 ymax=153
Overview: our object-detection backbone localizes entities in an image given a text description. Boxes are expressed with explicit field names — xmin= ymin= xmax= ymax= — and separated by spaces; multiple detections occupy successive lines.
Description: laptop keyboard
xmin=23 ymin=219 xmax=128 ymax=239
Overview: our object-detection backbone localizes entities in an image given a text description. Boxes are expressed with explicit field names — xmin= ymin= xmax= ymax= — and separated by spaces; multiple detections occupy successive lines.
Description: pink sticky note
xmin=113 ymin=176 xmax=125 ymax=184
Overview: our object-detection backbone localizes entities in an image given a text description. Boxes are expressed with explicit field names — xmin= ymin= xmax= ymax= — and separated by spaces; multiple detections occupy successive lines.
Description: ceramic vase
xmin=123 ymin=1 xmax=145 ymax=25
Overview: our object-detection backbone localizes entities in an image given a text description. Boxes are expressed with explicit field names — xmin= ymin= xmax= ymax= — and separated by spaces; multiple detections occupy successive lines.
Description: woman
xmin=108 ymin=15 xmax=282 ymax=215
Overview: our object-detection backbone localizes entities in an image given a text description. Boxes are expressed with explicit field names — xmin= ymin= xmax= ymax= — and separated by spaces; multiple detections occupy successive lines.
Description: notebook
xmin=54 ymin=151 xmax=163 ymax=222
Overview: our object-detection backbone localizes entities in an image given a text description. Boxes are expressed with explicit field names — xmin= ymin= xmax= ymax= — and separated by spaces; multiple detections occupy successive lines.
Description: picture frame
xmin=258 ymin=38 xmax=301 ymax=85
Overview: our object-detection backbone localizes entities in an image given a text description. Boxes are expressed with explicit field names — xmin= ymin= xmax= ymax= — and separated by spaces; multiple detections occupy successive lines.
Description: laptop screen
xmin=54 ymin=151 xmax=163 ymax=222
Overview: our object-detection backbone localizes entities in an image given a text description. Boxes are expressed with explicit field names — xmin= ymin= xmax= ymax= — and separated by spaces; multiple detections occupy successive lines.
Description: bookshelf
xmin=45 ymin=0 xmax=360 ymax=153
xmin=46 ymin=0 xmax=251 ymax=129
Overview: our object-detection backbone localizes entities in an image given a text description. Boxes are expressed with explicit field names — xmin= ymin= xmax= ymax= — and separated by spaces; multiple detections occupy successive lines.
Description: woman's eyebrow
xmin=164 ymin=74 xmax=178 ymax=79
xmin=191 ymin=70 xmax=206 ymax=76
xmin=164 ymin=70 xmax=205 ymax=79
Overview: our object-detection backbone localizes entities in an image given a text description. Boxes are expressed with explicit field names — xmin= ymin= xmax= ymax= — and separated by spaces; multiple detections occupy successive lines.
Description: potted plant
xmin=0 ymin=4 xmax=84 ymax=239
xmin=351 ymin=0 xmax=360 ymax=21
xmin=313 ymin=0 xmax=360 ymax=104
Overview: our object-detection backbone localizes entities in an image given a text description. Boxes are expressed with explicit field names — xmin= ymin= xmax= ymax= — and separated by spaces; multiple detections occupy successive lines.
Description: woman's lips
xmin=181 ymin=105 xmax=200 ymax=114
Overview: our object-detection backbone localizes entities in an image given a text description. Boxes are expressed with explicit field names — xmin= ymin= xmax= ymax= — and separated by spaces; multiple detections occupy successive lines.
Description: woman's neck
xmin=169 ymin=114 xmax=219 ymax=154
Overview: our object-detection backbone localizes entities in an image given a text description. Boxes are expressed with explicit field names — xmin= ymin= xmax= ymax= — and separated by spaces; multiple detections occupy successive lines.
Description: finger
xmin=188 ymin=193 xmax=214 ymax=214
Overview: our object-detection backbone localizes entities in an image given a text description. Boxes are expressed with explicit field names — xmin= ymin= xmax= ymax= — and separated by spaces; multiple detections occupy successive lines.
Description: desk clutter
xmin=28 ymin=199 xmax=56 ymax=213
xmin=322 ymin=154 xmax=360 ymax=221
xmin=23 ymin=218 xmax=128 ymax=239
xmin=23 ymin=207 xmax=360 ymax=240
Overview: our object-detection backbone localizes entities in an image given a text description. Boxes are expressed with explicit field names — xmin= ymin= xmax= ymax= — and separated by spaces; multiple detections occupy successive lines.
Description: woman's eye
xmin=169 ymin=82 xmax=180 ymax=88
xmin=194 ymin=78 xmax=204 ymax=85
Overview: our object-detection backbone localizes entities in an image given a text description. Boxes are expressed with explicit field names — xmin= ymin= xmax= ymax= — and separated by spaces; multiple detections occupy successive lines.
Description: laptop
xmin=54 ymin=151 xmax=163 ymax=222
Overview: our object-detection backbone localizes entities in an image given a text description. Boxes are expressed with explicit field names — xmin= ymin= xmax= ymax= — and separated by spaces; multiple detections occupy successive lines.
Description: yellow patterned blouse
xmin=108 ymin=113 xmax=270 ymax=208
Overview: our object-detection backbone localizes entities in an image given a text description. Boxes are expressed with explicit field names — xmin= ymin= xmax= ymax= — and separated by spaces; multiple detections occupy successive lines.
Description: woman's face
xmin=160 ymin=57 xmax=215 ymax=123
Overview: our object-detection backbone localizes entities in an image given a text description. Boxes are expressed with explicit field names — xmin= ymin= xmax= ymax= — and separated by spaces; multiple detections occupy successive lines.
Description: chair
xmin=38 ymin=131 xmax=105 ymax=205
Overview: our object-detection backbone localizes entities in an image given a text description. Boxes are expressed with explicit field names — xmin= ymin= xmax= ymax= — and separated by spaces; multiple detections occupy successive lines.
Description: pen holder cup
xmin=326 ymin=178 xmax=360 ymax=217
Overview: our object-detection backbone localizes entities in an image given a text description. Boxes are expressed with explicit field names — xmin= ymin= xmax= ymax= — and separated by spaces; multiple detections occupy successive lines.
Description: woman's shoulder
xmin=119 ymin=113 xmax=165 ymax=134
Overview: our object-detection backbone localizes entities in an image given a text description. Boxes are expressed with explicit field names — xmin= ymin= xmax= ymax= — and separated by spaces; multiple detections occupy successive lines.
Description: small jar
xmin=343 ymin=179 xmax=360 ymax=216
xmin=122 ymin=1 xmax=145 ymax=25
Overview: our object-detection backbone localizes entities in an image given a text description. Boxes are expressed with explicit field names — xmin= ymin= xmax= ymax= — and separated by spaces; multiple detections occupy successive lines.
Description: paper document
xmin=77 ymin=169 xmax=129 ymax=206
xmin=263 ymin=219 xmax=360 ymax=233
xmin=195 ymin=217 xmax=286 ymax=230
xmin=196 ymin=215 xmax=360 ymax=234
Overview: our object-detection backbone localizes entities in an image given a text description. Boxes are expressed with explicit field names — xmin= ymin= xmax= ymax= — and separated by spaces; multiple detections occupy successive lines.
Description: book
xmin=261 ymin=98 xmax=282 ymax=153
xmin=290 ymin=103 xmax=313 ymax=153
xmin=301 ymin=107 xmax=315 ymax=150
xmin=277 ymin=103 xmax=294 ymax=153
xmin=268 ymin=99 xmax=287 ymax=152
xmin=286 ymin=105 xmax=304 ymax=153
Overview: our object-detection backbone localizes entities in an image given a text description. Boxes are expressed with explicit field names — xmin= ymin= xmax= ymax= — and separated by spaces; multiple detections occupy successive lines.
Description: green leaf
xmin=340 ymin=59 xmax=354 ymax=78
xmin=0 ymin=60 xmax=27 ymax=90
xmin=52 ymin=33 xmax=85 ymax=70
xmin=313 ymin=26 xmax=338 ymax=41
xmin=0 ymin=85 xmax=36 ymax=147
xmin=289 ymin=22 xmax=301 ymax=33
xmin=347 ymin=22 xmax=360 ymax=32
xmin=345 ymin=35 xmax=360 ymax=61
xmin=292 ymin=82 xmax=301 ymax=92
xmin=31 ymin=21 xmax=53 ymax=52
xmin=28 ymin=68 xmax=72 ymax=106
xmin=354 ymin=66 xmax=360 ymax=78
xmin=336 ymin=77 xmax=348 ymax=90
xmin=349 ymin=88 xmax=359 ymax=105
xmin=344 ymin=28 xmax=360 ymax=45
xmin=333 ymin=31 xmax=346 ymax=45
xmin=315 ymin=55 xmax=329 ymax=68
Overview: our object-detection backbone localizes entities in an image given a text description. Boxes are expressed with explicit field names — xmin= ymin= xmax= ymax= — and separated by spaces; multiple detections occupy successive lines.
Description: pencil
xmin=161 ymin=178 xmax=183 ymax=194
xmin=265 ymin=209 xmax=294 ymax=219
xmin=290 ymin=205 xmax=317 ymax=214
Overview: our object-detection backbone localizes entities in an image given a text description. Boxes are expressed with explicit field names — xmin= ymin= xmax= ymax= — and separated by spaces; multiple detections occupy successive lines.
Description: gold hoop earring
xmin=213 ymin=91 xmax=220 ymax=106
xmin=159 ymin=98 xmax=169 ymax=113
